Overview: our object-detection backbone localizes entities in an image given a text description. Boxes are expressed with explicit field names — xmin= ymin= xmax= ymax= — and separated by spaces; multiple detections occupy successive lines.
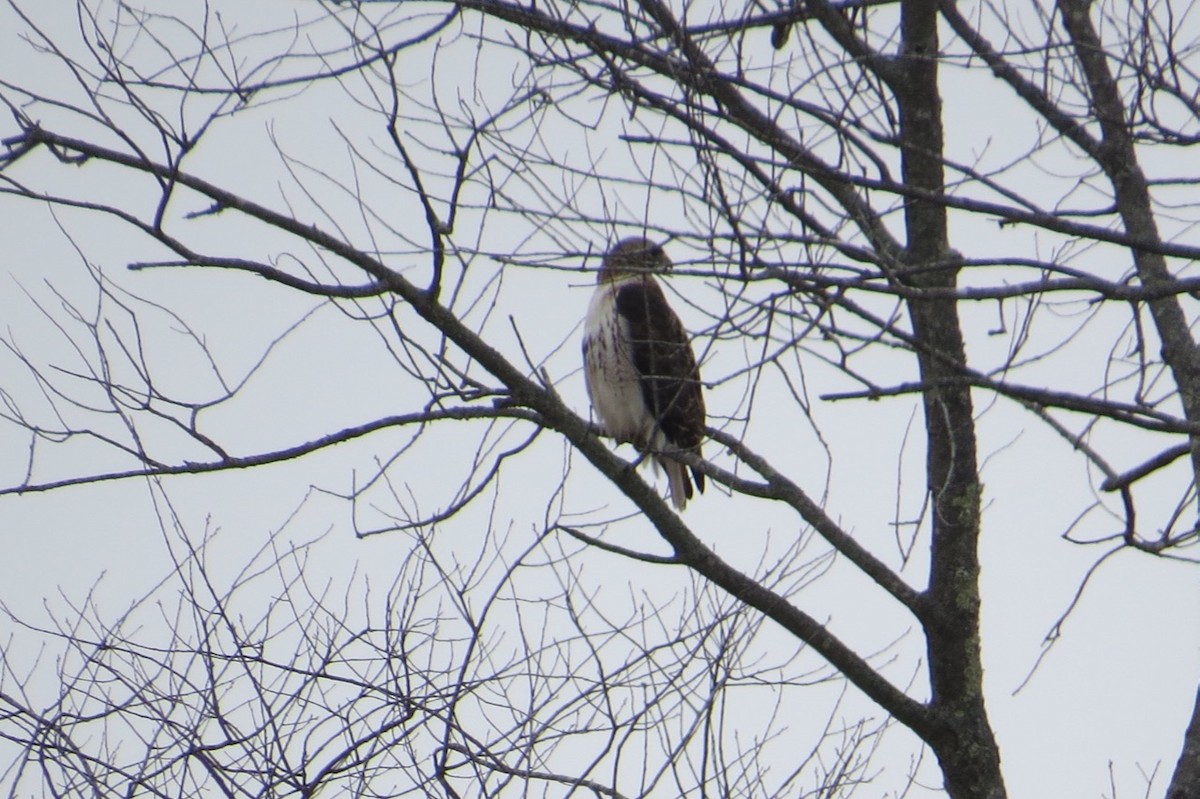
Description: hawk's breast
xmin=583 ymin=282 xmax=656 ymax=446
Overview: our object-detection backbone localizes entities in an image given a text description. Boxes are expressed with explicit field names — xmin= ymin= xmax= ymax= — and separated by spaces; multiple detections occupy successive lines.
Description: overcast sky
xmin=1 ymin=3 xmax=1198 ymax=797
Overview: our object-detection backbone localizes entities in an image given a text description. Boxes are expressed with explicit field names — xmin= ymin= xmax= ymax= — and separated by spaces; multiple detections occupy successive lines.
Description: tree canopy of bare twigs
xmin=1 ymin=1 xmax=1198 ymax=798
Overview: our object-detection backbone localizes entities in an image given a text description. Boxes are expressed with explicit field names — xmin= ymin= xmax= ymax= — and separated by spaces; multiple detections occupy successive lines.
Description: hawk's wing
xmin=614 ymin=276 xmax=706 ymax=493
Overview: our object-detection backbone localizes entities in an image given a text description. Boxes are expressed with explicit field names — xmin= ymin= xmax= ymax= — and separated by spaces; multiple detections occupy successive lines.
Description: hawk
xmin=582 ymin=237 xmax=707 ymax=510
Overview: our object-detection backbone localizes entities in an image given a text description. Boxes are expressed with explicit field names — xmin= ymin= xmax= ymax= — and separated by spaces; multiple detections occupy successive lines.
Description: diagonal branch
xmin=701 ymin=428 xmax=924 ymax=616
xmin=8 ymin=120 xmax=933 ymax=739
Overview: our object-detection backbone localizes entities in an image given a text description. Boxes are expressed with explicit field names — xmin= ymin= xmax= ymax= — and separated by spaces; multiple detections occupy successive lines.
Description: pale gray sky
xmin=1 ymin=3 xmax=1197 ymax=797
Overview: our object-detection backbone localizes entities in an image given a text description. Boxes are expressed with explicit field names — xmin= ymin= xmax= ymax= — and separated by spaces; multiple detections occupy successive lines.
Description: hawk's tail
xmin=659 ymin=455 xmax=705 ymax=511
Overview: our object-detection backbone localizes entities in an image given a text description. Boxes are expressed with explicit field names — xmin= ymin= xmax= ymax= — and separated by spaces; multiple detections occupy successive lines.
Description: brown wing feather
xmin=614 ymin=277 xmax=706 ymax=493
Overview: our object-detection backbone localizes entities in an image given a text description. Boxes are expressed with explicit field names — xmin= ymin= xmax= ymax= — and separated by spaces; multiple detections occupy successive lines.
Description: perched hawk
xmin=582 ymin=237 xmax=707 ymax=510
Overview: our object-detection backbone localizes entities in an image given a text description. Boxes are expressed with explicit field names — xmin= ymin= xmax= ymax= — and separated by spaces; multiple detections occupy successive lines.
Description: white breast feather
xmin=583 ymin=282 xmax=656 ymax=446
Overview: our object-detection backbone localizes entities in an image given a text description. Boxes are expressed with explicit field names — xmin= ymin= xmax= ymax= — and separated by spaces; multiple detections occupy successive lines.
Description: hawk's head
xmin=597 ymin=237 xmax=671 ymax=283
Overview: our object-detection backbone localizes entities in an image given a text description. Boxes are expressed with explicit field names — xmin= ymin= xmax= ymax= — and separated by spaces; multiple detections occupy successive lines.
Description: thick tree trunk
xmin=1168 ymin=685 xmax=1200 ymax=799
xmin=897 ymin=2 xmax=1005 ymax=796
